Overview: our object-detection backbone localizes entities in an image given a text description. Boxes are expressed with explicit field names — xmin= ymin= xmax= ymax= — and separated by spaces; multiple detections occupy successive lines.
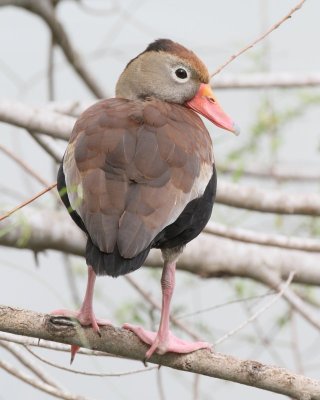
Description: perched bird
xmin=56 ymin=39 xmax=238 ymax=360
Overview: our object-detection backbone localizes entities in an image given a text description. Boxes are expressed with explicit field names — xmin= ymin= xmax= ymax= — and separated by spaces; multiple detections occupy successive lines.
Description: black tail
xmin=86 ymin=238 xmax=151 ymax=277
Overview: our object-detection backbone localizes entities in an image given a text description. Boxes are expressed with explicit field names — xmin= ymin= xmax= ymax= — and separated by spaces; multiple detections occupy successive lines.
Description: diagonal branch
xmin=0 ymin=143 xmax=51 ymax=187
xmin=0 ymin=183 xmax=56 ymax=221
xmin=0 ymin=340 xmax=61 ymax=388
xmin=214 ymin=271 xmax=295 ymax=346
xmin=0 ymin=305 xmax=320 ymax=399
xmin=0 ymin=0 xmax=106 ymax=98
xmin=125 ymin=275 xmax=201 ymax=341
xmin=0 ymin=357 xmax=95 ymax=400
xmin=211 ymin=0 xmax=307 ymax=76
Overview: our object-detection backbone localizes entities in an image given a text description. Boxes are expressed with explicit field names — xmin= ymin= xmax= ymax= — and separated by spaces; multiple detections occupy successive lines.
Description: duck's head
xmin=116 ymin=38 xmax=239 ymax=135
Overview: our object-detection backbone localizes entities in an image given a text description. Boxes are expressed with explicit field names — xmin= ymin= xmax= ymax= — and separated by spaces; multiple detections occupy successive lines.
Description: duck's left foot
xmin=123 ymin=323 xmax=212 ymax=360
xmin=50 ymin=308 xmax=111 ymax=334
xmin=51 ymin=308 xmax=111 ymax=363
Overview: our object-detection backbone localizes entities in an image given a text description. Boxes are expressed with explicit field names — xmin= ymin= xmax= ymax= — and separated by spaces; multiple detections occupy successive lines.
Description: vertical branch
xmin=48 ymin=34 xmax=56 ymax=101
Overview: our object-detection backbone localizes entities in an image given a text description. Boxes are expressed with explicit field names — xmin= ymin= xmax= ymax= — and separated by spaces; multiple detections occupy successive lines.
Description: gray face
xmin=116 ymin=51 xmax=201 ymax=104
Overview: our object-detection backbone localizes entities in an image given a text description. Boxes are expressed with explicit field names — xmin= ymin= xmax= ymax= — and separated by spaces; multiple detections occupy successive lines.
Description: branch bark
xmin=217 ymin=180 xmax=320 ymax=216
xmin=0 ymin=100 xmax=72 ymax=140
xmin=1 ymin=209 xmax=320 ymax=286
xmin=0 ymin=305 xmax=320 ymax=399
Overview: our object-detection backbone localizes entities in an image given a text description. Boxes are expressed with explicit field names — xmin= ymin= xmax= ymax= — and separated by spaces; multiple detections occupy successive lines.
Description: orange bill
xmin=186 ymin=83 xmax=240 ymax=135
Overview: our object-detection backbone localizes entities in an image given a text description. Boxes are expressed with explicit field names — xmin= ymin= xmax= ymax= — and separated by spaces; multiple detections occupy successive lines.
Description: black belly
xmin=57 ymin=164 xmax=216 ymax=277
xmin=153 ymin=166 xmax=216 ymax=249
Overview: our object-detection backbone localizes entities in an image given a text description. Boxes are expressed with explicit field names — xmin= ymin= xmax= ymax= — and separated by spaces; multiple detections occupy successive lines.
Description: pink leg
xmin=124 ymin=261 xmax=211 ymax=359
xmin=51 ymin=266 xmax=111 ymax=362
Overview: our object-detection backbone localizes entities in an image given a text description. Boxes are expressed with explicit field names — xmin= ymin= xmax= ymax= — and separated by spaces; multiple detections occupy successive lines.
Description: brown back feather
xmin=64 ymin=98 xmax=213 ymax=259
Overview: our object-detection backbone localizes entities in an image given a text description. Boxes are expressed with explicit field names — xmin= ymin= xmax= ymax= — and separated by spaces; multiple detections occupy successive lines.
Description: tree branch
xmin=0 ymin=143 xmax=51 ymax=187
xmin=2 ymin=209 xmax=320 ymax=286
xmin=0 ymin=357 xmax=95 ymax=400
xmin=0 ymin=0 xmax=106 ymax=98
xmin=0 ymin=305 xmax=320 ymax=399
xmin=0 ymin=184 xmax=56 ymax=221
xmin=212 ymin=72 xmax=320 ymax=89
xmin=205 ymin=222 xmax=320 ymax=253
xmin=218 ymin=164 xmax=320 ymax=182
xmin=0 ymin=340 xmax=61 ymax=388
xmin=0 ymin=100 xmax=72 ymax=140
xmin=28 ymin=131 xmax=62 ymax=163
xmin=217 ymin=180 xmax=320 ymax=216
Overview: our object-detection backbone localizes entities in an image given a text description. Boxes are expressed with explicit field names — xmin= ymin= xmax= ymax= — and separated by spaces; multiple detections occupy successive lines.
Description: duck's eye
xmin=175 ymin=68 xmax=188 ymax=79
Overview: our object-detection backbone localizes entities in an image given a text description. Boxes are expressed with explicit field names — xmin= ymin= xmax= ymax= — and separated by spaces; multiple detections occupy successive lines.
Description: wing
xmin=63 ymin=98 xmax=213 ymax=259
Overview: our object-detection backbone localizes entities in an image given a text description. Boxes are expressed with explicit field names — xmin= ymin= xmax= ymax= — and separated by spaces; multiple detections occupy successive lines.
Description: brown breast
xmin=63 ymin=98 xmax=213 ymax=258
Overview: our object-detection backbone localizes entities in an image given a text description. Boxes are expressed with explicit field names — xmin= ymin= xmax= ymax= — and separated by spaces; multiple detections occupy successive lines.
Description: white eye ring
xmin=171 ymin=66 xmax=190 ymax=83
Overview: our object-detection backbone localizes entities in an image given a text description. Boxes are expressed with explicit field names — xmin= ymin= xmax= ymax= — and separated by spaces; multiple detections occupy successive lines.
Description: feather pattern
xmin=63 ymin=98 xmax=213 ymax=262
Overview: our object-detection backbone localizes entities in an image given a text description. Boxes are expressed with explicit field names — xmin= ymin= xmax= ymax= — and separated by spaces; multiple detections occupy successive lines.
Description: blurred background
xmin=0 ymin=0 xmax=320 ymax=399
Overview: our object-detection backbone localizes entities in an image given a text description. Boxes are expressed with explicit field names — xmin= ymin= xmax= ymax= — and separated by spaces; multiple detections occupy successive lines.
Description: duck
xmin=55 ymin=38 xmax=238 ymax=361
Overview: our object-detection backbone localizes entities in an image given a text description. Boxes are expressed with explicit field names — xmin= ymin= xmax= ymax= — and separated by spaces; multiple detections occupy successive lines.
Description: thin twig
xmin=124 ymin=275 xmax=201 ymax=340
xmin=240 ymin=296 xmax=287 ymax=367
xmin=48 ymin=32 xmax=56 ymax=101
xmin=0 ymin=358 xmax=95 ymax=400
xmin=0 ymin=332 xmax=113 ymax=357
xmin=0 ymin=183 xmax=57 ymax=222
xmin=20 ymin=0 xmax=106 ymax=98
xmin=215 ymin=271 xmax=295 ymax=346
xmin=0 ymin=143 xmax=50 ymax=187
xmin=176 ymin=291 xmax=274 ymax=319
xmin=261 ymin=270 xmax=320 ymax=332
xmin=211 ymin=0 xmax=307 ymax=76
xmin=204 ymin=222 xmax=320 ymax=253
xmin=156 ymin=368 xmax=166 ymax=400
xmin=28 ymin=131 xmax=62 ymax=163
xmin=0 ymin=341 xmax=61 ymax=388
xmin=290 ymin=312 xmax=304 ymax=375
xmin=193 ymin=374 xmax=200 ymax=400
xmin=24 ymin=346 xmax=157 ymax=377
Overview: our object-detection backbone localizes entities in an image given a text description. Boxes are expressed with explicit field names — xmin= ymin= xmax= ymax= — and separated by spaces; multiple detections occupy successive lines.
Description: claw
xmin=70 ymin=345 xmax=80 ymax=364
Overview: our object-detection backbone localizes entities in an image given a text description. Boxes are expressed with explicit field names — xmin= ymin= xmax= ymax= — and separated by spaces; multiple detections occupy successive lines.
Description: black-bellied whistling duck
xmin=56 ymin=39 xmax=239 ymax=361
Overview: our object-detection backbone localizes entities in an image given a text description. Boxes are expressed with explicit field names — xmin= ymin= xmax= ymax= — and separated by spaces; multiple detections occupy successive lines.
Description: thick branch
xmin=0 ymin=100 xmax=72 ymax=140
xmin=0 ymin=305 xmax=319 ymax=399
xmin=2 ymin=209 xmax=320 ymax=286
xmin=217 ymin=181 xmax=320 ymax=216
